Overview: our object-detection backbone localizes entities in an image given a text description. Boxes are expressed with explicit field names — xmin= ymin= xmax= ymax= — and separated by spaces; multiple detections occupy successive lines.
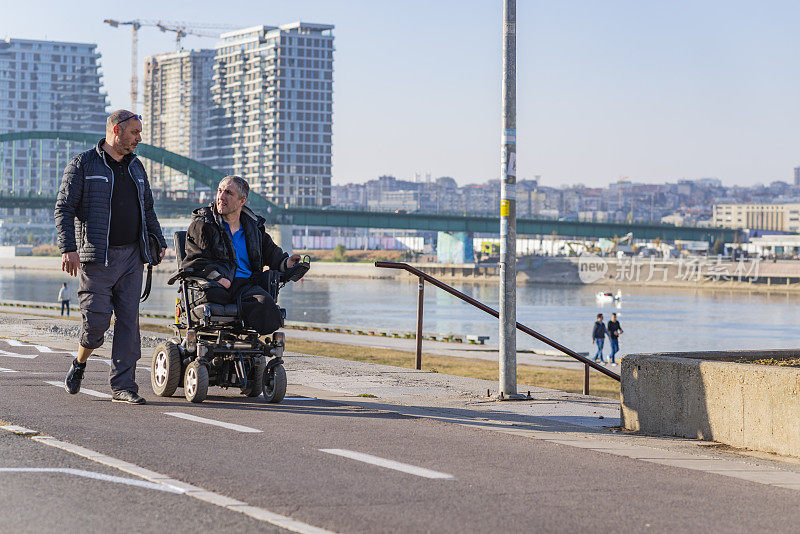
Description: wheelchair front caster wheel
xmin=151 ymin=341 xmax=182 ymax=397
xmin=184 ymin=361 xmax=208 ymax=403
xmin=263 ymin=364 xmax=286 ymax=404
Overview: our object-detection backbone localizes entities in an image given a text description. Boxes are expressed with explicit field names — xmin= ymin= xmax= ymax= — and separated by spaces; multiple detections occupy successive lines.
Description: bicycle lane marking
xmin=0 ymin=425 xmax=338 ymax=534
xmin=0 ymin=467 xmax=183 ymax=494
xmin=319 ymin=448 xmax=455 ymax=480
xmin=44 ymin=381 xmax=112 ymax=399
xmin=163 ymin=412 xmax=263 ymax=433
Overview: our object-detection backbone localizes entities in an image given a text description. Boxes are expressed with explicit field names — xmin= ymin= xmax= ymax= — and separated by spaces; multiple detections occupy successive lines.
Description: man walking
xmin=55 ymin=110 xmax=166 ymax=405
xmin=58 ymin=282 xmax=70 ymax=316
xmin=592 ymin=313 xmax=607 ymax=363
xmin=607 ymin=312 xmax=623 ymax=366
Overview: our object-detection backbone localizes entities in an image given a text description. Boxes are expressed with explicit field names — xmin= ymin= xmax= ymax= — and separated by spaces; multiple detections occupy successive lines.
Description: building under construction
xmin=142 ymin=49 xmax=215 ymax=197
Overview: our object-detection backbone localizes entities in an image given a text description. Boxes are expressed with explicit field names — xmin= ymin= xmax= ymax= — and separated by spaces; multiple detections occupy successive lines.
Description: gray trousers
xmin=78 ymin=244 xmax=143 ymax=393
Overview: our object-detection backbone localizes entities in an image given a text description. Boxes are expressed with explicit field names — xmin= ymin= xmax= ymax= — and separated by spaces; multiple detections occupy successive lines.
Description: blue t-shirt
xmin=222 ymin=220 xmax=251 ymax=279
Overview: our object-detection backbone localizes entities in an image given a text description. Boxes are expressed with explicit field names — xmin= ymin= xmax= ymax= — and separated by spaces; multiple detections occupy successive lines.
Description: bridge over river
xmin=0 ymin=131 xmax=737 ymax=242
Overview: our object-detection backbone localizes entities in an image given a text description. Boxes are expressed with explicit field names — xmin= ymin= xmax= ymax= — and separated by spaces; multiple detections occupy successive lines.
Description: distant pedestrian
xmin=592 ymin=313 xmax=607 ymax=363
xmin=607 ymin=312 xmax=623 ymax=366
xmin=57 ymin=282 xmax=70 ymax=316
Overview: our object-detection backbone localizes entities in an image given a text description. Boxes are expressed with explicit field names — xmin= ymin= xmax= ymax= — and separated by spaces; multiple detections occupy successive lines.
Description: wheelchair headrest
xmin=174 ymin=231 xmax=188 ymax=266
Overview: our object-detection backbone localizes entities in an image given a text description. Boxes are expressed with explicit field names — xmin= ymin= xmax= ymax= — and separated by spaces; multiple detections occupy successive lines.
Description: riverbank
xmin=0 ymin=304 xmax=618 ymax=399
xmin=5 ymin=254 xmax=800 ymax=294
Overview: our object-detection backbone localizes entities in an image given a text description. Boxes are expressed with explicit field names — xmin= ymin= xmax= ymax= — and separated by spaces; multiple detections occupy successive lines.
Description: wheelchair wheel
xmin=184 ymin=361 xmax=208 ymax=403
xmin=242 ymin=362 xmax=265 ymax=398
xmin=263 ymin=364 xmax=286 ymax=404
xmin=151 ymin=341 xmax=182 ymax=397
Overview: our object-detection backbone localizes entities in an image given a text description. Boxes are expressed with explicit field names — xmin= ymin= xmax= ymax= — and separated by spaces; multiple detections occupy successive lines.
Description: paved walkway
xmin=4 ymin=308 xmax=800 ymax=532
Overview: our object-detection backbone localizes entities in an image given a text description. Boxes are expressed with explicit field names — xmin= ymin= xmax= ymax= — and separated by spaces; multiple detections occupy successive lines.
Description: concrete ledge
xmin=621 ymin=349 xmax=800 ymax=457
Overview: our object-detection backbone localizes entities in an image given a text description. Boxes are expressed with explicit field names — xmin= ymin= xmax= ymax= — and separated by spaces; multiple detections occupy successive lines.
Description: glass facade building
xmin=0 ymin=38 xmax=107 ymax=197
xmin=205 ymin=23 xmax=334 ymax=207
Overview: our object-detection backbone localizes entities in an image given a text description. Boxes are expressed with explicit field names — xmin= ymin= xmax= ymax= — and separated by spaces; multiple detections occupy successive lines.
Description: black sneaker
xmin=64 ymin=359 xmax=86 ymax=394
xmin=112 ymin=390 xmax=147 ymax=405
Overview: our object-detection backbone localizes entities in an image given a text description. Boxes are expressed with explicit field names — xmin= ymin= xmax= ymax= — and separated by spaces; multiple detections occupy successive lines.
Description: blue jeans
xmin=609 ymin=337 xmax=619 ymax=363
xmin=594 ymin=338 xmax=605 ymax=361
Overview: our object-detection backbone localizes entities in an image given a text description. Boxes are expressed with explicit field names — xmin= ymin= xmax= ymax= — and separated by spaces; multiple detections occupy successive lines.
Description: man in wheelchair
xmin=184 ymin=175 xmax=300 ymax=333
xmin=152 ymin=175 xmax=308 ymax=404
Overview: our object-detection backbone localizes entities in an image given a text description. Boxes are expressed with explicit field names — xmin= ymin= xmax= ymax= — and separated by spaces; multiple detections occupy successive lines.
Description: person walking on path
xmin=592 ymin=313 xmax=607 ymax=363
xmin=57 ymin=282 xmax=70 ymax=316
xmin=54 ymin=109 xmax=166 ymax=405
xmin=607 ymin=312 xmax=623 ymax=366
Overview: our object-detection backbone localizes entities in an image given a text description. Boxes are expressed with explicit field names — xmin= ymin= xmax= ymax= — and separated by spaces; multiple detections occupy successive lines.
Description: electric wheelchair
xmin=150 ymin=231 xmax=309 ymax=404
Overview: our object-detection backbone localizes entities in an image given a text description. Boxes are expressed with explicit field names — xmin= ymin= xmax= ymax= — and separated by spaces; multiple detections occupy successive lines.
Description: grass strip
xmin=286 ymin=338 xmax=620 ymax=400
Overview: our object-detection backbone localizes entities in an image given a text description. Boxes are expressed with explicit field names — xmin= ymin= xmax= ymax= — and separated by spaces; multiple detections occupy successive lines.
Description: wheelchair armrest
xmin=280 ymin=261 xmax=310 ymax=283
xmin=167 ymin=267 xmax=197 ymax=286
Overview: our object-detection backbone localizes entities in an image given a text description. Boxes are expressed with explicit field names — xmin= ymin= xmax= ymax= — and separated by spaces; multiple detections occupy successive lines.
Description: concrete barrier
xmin=621 ymin=349 xmax=800 ymax=457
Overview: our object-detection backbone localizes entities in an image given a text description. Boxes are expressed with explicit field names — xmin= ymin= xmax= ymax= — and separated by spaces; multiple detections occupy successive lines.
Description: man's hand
xmin=61 ymin=252 xmax=80 ymax=277
xmin=218 ymin=278 xmax=231 ymax=289
xmin=159 ymin=248 xmax=165 ymax=261
xmin=286 ymin=254 xmax=301 ymax=268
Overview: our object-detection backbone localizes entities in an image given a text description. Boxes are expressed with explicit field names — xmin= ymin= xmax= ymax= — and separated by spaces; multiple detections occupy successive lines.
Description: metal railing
xmin=374 ymin=261 xmax=620 ymax=394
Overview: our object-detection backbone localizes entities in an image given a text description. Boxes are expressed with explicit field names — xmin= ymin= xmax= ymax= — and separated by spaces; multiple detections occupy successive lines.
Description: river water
xmin=3 ymin=269 xmax=799 ymax=356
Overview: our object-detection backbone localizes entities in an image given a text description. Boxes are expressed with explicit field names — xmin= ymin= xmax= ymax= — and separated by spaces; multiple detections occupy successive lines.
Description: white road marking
xmin=164 ymin=412 xmax=262 ymax=433
xmin=0 ymin=467 xmax=182 ymax=494
xmin=0 ymin=425 xmax=38 ymax=436
xmin=3 ymin=340 xmax=54 ymax=352
xmin=45 ymin=381 xmax=113 ymax=399
xmin=0 ymin=349 xmax=36 ymax=359
xmin=284 ymin=397 xmax=318 ymax=401
xmin=2 ymin=339 xmax=78 ymax=357
xmin=0 ymin=367 xmax=18 ymax=373
xmin=26 ymin=433 xmax=336 ymax=533
xmin=319 ymin=449 xmax=455 ymax=480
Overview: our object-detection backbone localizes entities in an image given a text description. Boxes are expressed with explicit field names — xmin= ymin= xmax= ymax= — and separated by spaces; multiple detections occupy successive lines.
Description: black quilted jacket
xmin=183 ymin=204 xmax=288 ymax=282
xmin=54 ymin=139 xmax=167 ymax=265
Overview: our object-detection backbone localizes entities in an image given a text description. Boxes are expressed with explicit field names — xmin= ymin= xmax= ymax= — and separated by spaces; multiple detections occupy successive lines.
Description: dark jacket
xmin=54 ymin=139 xmax=166 ymax=265
xmin=592 ymin=321 xmax=607 ymax=339
xmin=607 ymin=320 xmax=622 ymax=339
xmin=183 ymin=204 xmax=288 ymax=282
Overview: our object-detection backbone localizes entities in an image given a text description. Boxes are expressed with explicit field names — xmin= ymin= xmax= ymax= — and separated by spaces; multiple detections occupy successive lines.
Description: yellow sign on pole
xmin=500 ymin=200 xmax=510 ymax=217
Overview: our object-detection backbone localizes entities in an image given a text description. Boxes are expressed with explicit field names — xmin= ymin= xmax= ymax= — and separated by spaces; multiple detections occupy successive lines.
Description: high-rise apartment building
xmin=794 ymin=166 xmax=800 ymax=188
xmin=142 ymin=49 xmax=215 ymax=197
xmin=0 ymin=38 xmax=107 ymax=196
xmin=205 ymin=22 xmax=334 ymax=207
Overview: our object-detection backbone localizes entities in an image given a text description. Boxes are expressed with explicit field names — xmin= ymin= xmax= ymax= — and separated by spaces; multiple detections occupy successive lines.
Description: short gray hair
xmin=221 ymin=175 xmax=249 ymax=199
xmin=106 ymin=109 xmax=141 ymax=131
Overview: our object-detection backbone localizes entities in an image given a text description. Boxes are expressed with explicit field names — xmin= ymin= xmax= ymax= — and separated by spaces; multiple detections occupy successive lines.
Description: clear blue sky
xmin=4 ymin=0 xmax=799 ymax=187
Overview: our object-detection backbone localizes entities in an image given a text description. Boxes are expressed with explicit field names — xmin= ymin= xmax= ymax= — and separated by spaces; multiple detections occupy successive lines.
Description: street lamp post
xmin=499 ymin=0 xmax=521 ymax=398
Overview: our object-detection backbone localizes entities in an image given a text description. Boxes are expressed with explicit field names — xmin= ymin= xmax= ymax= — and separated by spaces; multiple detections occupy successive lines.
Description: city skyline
xmin=3 ymin=0 xmax=799 ymax=188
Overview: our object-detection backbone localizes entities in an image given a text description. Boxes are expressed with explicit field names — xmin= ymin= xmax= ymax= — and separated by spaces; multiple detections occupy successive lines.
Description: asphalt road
xmin=2 ymin=338 xmax=800 ymax=533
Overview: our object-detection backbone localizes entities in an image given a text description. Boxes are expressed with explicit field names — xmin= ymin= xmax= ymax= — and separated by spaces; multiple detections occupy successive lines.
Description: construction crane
xmin=103 ymin=19 xmax=237 ymax=111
